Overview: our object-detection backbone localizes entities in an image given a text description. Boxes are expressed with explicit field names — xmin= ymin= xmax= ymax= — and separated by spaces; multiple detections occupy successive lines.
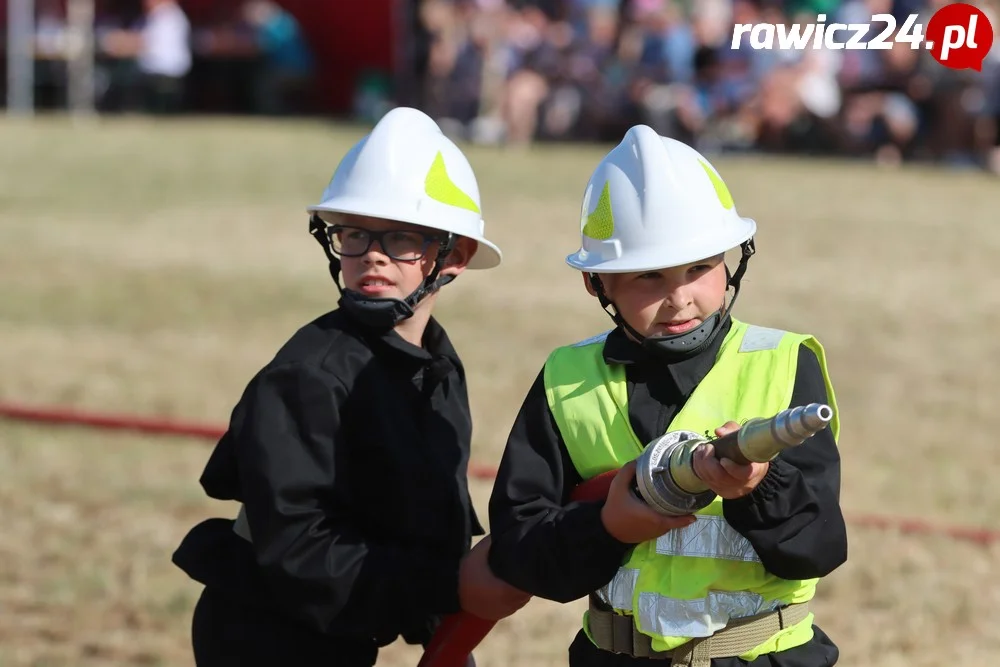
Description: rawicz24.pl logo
xmin=731 ymin=2 xmax=995 ymax=71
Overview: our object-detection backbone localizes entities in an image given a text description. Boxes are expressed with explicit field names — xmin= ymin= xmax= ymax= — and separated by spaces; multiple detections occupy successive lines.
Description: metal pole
xmin=6 ymin=0 xmax=36 ymax=116
xmin=66 ymin=0 xmax=96 ymax=119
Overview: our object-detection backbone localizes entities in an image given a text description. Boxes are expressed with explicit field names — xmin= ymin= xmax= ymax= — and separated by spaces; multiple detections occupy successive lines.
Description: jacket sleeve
xmin=722 ymin=343 xmax=848 ymax=580
xmin=486 ymin=369 xmax=634 ymax=603
xmin=225 ymin=362 xmax=461 ymax=637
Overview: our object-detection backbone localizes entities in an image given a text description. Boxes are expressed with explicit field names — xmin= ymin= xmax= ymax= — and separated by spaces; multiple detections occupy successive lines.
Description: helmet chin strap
xmin=589 ymin=239 xmax=755 ymax=363
xmin=309 ymin=215 xmax=457 ymax=331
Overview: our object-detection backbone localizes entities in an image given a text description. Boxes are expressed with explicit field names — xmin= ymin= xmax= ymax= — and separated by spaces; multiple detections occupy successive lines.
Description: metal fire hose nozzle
xmin=634 ymin=403 xmax=835 ymax=516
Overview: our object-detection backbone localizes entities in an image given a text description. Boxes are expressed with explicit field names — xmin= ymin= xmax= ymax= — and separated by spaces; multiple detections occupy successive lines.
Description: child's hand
xmin=692 ymin=421 xmax=770 ymax=499
xmin=600 ymin=460 xmax=697 ymax=544
xmin=458 ymin=536 xmax=532 ymax=620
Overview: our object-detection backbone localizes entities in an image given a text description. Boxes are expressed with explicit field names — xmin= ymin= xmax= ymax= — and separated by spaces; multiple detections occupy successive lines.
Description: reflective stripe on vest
xmin=639 ymin=590 xmax=782 ymax=639
xmin=596 ymin=566 xmax=783 ymax=638
xmin=654 ymin=514 xmax=760 ymax=562
xmin=593 ymin=511 xmax=775 ymax=641
xmin=544 ymin=318 xmax=840 ymax=659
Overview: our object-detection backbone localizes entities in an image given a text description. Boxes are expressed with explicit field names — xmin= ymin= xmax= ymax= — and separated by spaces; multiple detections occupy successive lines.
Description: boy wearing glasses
xmin=172 ymin=107 xmax=528 ymax=667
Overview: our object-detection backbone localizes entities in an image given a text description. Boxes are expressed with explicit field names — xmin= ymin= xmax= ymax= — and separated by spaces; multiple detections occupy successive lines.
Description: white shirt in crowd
xmin=139 ymin=1 xmax=192 ymax=78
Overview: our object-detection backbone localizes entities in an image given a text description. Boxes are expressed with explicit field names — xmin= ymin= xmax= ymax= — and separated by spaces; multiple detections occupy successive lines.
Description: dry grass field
xmin=1 ymin=116 xmax=999 ymax=667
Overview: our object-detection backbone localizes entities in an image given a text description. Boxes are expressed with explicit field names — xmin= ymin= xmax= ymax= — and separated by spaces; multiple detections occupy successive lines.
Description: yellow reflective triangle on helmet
xmin=582 ymin=181 xmax=614 ymax=240
xmin=424 ymin=151 xmax=481 ymax=214
xmin=699 ymin=159 xmax=734 ymax=210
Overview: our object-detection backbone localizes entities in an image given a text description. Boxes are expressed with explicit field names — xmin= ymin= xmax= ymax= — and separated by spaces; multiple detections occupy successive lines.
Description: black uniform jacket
xmin=172 ymin=308 xmax=484 ymax=648
xmin=486 ymin=317 xmax=848 ymax=667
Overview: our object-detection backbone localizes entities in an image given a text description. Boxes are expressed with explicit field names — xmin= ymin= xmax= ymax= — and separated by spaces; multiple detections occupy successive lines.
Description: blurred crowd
xmin=410 ymin=0 xmax=1000 ymax=171
xmin=29 ymin=0 xmax=316 ymax=116
xmin=10 ymin=0 xmax=1000 ymax=171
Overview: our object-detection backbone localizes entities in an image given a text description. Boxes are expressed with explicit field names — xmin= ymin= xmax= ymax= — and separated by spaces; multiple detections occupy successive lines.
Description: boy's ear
xmin=438 ymin=237 xmax=477 ymax=277
xmin=583 ymin=272 xmax=599 ymax=297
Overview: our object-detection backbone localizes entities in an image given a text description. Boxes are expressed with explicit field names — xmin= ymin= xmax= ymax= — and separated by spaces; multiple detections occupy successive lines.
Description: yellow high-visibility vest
xmin=543 ymin=318 xmax=840 ymax=659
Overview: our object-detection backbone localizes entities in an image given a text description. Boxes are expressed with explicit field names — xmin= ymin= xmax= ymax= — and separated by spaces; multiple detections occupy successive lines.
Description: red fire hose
xmin=0 ymin=402 xmax=229 ymax=440
xmin=416 ymin=468 xmax=620 ymax=667
xmin=0 ymin=402 xmax=503 ymax=480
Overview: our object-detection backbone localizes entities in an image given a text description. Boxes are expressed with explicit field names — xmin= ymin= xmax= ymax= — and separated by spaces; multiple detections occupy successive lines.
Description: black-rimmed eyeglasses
xmin=327 ymin=225 xmax=445 ymax=261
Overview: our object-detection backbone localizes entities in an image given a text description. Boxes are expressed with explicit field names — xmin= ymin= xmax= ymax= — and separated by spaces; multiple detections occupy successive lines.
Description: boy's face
xmin=332 ymin=214 xmax=474 ymax=302
xmin=586 ymin=254 xmax=729 ymax=339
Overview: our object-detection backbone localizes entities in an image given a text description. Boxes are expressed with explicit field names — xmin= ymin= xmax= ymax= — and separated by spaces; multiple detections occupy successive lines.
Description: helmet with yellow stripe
xmin=566 ymin=125 xmax=757 ymax=360
xmin=309 ymin=106 xmax=501 ymax=269
xmin=567 ymin=125 xmax=754 ymax=273
xmin=305 ymin=107 xmax=502 ymax=329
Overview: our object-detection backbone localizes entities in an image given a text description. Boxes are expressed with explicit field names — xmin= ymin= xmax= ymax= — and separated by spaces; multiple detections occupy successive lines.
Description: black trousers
xmin=191 ymin=586 xmax=379 ymax=667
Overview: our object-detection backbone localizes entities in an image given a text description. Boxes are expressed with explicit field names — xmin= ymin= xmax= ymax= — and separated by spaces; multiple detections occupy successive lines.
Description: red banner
xmin=178 ymin=0 xmax=397 ymax=113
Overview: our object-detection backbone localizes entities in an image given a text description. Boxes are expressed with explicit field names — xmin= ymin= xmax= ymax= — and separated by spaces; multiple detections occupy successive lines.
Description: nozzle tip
xmin=798 ymin=403 xmax=834 ymax=434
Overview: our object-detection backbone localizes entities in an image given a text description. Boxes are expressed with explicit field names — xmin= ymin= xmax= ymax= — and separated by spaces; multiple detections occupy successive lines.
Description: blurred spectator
xmin=100 ymin=0 xmax=192 ymax=114
xmin=240 ymin=0 xmax=316 ymax=115
xmin=499 ymin=4 xmax=562 ymax=144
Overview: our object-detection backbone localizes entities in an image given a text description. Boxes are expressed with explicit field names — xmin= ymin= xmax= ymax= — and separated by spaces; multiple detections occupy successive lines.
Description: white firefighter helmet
xmin=566 ymin=125 xmax=755 ymax=274
xmin=307 ymin=106 xmax=502 ymax=269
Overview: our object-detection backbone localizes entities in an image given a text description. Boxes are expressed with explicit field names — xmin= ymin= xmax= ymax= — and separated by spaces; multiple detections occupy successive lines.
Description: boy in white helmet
xmin=483 ymin=126 xmax=847 ymax=667
xmin=172 ymin=107 xmax=528 ymax=667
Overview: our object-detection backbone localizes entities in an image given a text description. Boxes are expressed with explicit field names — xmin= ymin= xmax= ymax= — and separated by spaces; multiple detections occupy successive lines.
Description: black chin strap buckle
xmin=588 ymin=274 xmax=611 ymax=309
xmin=310 ymin=214 xmax=345 ymax=294
xmin=728 ymin=238 xmax=755 ymax=290
xmin=588 ymin=273 xmax=619 ymax=323
xmin=405 ymin=233 xmax=457 ymax=308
